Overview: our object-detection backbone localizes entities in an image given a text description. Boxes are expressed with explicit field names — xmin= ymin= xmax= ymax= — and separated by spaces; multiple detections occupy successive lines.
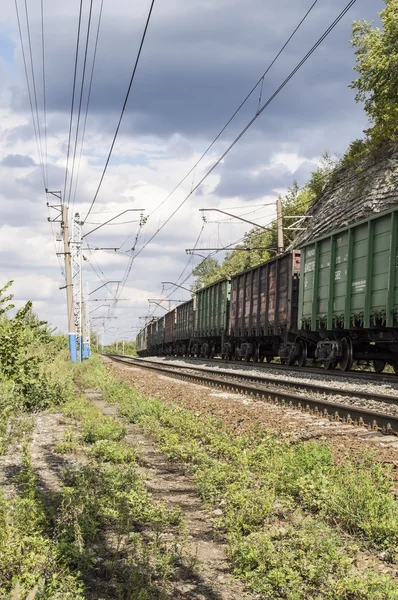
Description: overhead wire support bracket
xmin=89 ymin=281 xmax=121 ymax=296
xmin=284 ymin=215 xmax=313 ymax=231
xmin=185 ymin=247 xmax=270 ymax=254
xmin=199 ymin=208 xmax=272 ymax=231
xmin=82 ymin=209 xmax=145 ymax=239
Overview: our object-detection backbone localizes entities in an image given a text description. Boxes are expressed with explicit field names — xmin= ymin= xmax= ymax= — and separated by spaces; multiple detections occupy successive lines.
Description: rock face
xmin=293 ymin=145 xmax=398 ymax=247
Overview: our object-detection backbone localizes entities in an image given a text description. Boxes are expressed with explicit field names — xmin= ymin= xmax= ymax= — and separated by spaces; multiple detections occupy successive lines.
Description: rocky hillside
xmin=293 ymin=145 xmax=398 ymax=246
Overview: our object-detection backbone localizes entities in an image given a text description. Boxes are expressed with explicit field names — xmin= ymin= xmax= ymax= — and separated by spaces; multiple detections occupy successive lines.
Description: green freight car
xmin=298 ymin=206 xmax=398 ymax=372
xmin=192 ymin=278 xmax=231 ymax=357
xmin=151 ymin=316 xmax=165 ymax=353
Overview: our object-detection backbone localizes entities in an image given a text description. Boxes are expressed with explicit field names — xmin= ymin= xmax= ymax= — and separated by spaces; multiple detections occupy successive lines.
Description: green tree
xmin=103 ymin=340 xmax=136 ymax=355
xmin=191 ymin=257 xmax=221 ymax=290
xmin=0 ymin=282 xmax=69 ymax=410
xmin=350 ymin=0 xmax=398 ymax=145
xmin=191 ymin=157 xmax=338 ymax=289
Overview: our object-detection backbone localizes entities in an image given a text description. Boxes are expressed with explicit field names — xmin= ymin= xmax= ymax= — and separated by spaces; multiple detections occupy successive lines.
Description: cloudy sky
xmin=0 ymin=0 xmax=383 ymax=343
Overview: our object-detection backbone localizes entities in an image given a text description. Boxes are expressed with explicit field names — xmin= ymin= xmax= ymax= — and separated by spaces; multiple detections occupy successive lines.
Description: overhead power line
xmin=112 ymin=1 xmax=320 ymax=305
xmin=63 ymin=0 xmax=84 ymax=204
xmin=67 ymin=0 xmax=94 ymax=208
xmin=83 ymin=0 xmax=156 ymax=223
xmin=71 ymin=0 xmax=104 ymax=213
xmin=132 ymin=0 xmax=357 ymax=261
xmin=145 ymin=0 xmax=320 ymax=222
xmin=40 ymin=0 xmax=48 ymax=186
xmin=23 ymin=0 xmax=46 ymax=187
xmin=14 ymin=0 xmax=46 ymax=189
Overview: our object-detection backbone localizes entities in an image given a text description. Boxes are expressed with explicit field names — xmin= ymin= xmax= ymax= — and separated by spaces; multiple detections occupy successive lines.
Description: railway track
xmin=106 ymin=354 xmax=398 ymax=436
xmin=137 ymin=354 xmax=398 ymax=385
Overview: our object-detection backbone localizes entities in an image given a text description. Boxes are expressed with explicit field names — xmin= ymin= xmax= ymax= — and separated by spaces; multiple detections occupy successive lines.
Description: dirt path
xmin=30 ymin=413 xmax=76 ymax=496
xmin=0 ymin=412 xmax=72 ymax=501
xmin=92 ymin=395 xmax=257 ymax=600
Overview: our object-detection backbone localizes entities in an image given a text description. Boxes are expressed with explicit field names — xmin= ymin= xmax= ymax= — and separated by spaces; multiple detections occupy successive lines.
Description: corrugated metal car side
xmin=298 ymin=207 xmax=398 ymax=331
xmin=194 ymin=279 xmax=230 ymax=336
xmin=164 ymin=309 xmax=176 ymax=344
xmin=147 ymin=322 xmax=154 ymax=350
xmin=176 ymin=299 xmax=194 ymax=339
xmin=152 ymin=316 xmax=165 ymax=347
xmin=230 ymin=252 xmax=300 ymax=336
xmin=136 ymin=324 xmax=149 ymax=354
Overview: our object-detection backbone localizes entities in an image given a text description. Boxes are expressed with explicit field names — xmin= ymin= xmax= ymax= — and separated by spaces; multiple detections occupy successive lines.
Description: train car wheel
xmin=297 ymin=341 xmax=307 ymax=368
xmin=339 ymin=337 xmax=353 ymax=372
xmin=392 ymin=361 xmax=398 ymax=375
xmin=373 ymin=359 xmax=386 ymax=373
xmin=287 ymin=354 xmax=296 ymax=367
xmin=266 ymin=356 xmax=273 ymax=364
xmin=324 ymin=357 xmax=337 ymax=370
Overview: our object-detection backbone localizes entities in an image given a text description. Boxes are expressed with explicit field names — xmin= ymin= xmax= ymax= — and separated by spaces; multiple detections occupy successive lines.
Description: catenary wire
xmin=40 ymin=0 xmax=48 ymax=186
xmin=63 ymin=0 xmax=84 ymax=205
xmin=14 ymin=0 xmax=46 ymax=188
xmin=83 ymin=0 xmax=156 ymax=223
xmin=71 ymin=0 xmax=104 ymax=214
xmin=144 ymin=0 xmax=320 ymax=222
xmin=132 ymin=0 xmax=357 ymax=262
xmin=24 ymin=0 xmax=46 ymax=187
xmin=67 ymin=0 xmax=94 ymax=208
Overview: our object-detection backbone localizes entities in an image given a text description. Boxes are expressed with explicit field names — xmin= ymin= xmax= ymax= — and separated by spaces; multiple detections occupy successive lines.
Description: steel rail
xmin=106 ymin=354 xmax=398 ymax=436
xmin=133 ymin=354 xmax=398 ymax=385
xmin=108 ymin=355 xmax=398 ymax=406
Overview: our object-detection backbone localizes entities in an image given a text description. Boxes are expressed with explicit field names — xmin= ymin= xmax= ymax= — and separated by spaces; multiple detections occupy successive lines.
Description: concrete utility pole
xmin=61 ymin=204 xmax=77 ymax=362
xmin=276 ymin=197 xmax=284 ymax=254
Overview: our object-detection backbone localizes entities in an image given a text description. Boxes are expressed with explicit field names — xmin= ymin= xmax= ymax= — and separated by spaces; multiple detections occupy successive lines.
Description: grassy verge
xmin=54 ymin=391 xmax=183 ymax=599
xmin=0 ymin=354 xmax=185 ymax=598
xmin=76 ymin=357 xmax=398 ymax=600
xmin=0 ymin=445 xmax=85 ymax=598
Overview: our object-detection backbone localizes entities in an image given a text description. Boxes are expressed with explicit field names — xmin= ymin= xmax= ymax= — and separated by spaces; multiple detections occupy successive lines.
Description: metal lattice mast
xmin=71 ymin=213 xmax=83 ymax=362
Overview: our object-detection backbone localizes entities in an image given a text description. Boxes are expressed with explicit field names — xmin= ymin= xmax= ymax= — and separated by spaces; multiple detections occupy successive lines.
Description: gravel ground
xmin=136 ymin=355 xmax=398 ymax=397
xmin=104 ymin=358 xmax=398 ymax=483
xmin=126 ymin=357 xmax=398 ymax=420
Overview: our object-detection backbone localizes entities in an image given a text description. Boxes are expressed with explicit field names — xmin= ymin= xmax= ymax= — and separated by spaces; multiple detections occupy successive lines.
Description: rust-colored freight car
xmin=228 ymin=251 xmax=301 ymax=361
xmin=164 ymin=309 xmax=176 ymax=353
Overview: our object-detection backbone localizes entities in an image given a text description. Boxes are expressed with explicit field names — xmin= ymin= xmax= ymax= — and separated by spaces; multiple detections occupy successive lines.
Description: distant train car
xmin=136 ymin=326 xmax=147 ymax=355
xmin=191 ymin=278 xmax=231 ymax=358
xmin=151 ymin=316 xmax=165 ymax=354
xmin=227 ymin=251 xmax=301 ymax=362
xmin=164 ymin=309 xmax=176 ymax=354
xmin=299 ymin=206 xmax=398 ymax=372
xmin=175 ymin=299 xmax=194 ymax=355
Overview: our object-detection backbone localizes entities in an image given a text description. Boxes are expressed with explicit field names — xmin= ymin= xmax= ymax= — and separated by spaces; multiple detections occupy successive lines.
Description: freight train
xmin=136 ymin=206 xmax=398 ymax=373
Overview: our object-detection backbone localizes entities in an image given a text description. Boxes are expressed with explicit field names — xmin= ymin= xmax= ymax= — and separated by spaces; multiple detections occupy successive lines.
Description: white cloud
xmin=0 ymin=0 xmax=385 ymax=342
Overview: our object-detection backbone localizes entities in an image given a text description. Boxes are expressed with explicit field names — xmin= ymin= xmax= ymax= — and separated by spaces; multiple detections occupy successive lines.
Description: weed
xmin=56 ymin=386 xmax=183 ymax=597
xmin=54 ymin=428 xmax=80 ymax=454
xmin=0 ymin=447 xmax=84 ymax=598
xmin=78 ymin=358 xmax=398 ymax=597
xmin=229 ymin=518 xmax=398 ymax=600
xmin=82 ymin=416 xmax=126 ymax=444
xmin=85 ymin=438 xmax=136 ymax=463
